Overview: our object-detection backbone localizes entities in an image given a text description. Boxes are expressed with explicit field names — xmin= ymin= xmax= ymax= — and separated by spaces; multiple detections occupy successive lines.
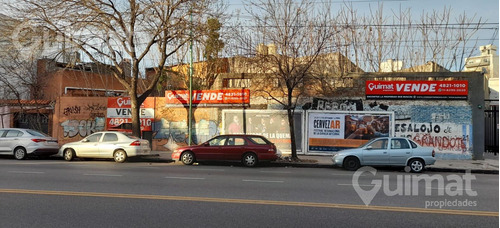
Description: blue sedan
xmin=332 ymin=137 xmax=436 ymax=173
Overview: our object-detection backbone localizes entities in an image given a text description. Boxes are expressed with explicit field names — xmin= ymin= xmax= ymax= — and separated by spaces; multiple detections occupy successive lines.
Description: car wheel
xmin=64 ymin=149 xmax=75 ymax=161
xmin=408 ymin=159 xmax=425 ymax=173
xmin=181 ymin=151 xmax=195 ymax=165
xmin=14 ymin=147 xmax=27 ymax=160
xmin=343 ymin=157 xmax=361 ymax=171
xmin=114 ymin=150 xmax=128 ymax=163
xmin=242 ymin=153 xmax=258 ymax=167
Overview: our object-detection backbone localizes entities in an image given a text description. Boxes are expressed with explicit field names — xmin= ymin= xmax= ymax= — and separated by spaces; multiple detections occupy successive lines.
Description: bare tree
xmin=332 ymin=4 xmax=486 ymax=72
xmin=9 ymin=0 xmax=221 ymax=136
xmin=0 ymin=14 xmax=50 ymax=132
xmin=235 ymin=0 xmax=335 ymax=160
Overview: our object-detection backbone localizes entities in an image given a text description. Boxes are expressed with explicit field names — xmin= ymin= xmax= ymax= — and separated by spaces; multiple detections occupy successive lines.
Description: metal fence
xmin=485 ymin=106 xmax=499 ymax=153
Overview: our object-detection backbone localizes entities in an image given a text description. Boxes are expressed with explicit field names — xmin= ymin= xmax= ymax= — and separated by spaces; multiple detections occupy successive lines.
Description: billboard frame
xmin=305 ymin=110 xmax=395 ymax=155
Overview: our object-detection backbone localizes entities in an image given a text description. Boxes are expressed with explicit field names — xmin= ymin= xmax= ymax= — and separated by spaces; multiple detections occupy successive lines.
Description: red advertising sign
xmin=106 ymin=97 xmax=155 ymax=132
xmin=366 ymin=80 xmax=468 ymax=100
xmin=165 ymin=89 xmax=250 ymax=105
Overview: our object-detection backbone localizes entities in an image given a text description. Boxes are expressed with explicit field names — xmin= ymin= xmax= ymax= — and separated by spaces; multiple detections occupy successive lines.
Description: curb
xmin=426 ymin=167 xmax=499 ymax=174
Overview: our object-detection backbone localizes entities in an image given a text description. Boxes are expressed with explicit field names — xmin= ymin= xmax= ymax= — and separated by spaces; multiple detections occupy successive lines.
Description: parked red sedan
xmin=172 ymin=135 xmax=279 ymax=167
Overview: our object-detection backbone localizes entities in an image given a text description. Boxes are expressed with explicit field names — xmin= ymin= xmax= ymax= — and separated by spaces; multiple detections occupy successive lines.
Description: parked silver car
xmin=58 ymin=131 xmax=151 ymax=163
xmin=0 ymin=128 xmax=59 ymax=160
xmin=332 ymin=137 xmax=436 ymax=173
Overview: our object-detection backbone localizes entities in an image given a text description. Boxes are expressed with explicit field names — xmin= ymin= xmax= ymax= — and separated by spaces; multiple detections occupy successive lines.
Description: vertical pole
xmin=188 ymin=9 xmax=193 ymax=145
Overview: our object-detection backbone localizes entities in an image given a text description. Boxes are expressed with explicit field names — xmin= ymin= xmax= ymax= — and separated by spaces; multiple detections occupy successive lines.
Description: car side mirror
xmin=203 ymin=142 xmax=209 ymax=146
xmin=366 ymin=146 xmax=373 ymax=150
xmin=82 ymin=139 xmax=89 ymax=143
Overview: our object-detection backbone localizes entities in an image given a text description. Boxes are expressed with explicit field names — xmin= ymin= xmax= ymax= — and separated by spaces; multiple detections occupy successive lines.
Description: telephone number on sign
xmin=108 ymin=118 xmax=152 ymax=127
xmin=439 ymin=83 xmax=467 ymax=88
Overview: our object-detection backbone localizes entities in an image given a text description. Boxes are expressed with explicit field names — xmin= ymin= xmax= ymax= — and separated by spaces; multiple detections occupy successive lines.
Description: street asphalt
xmin=150 ymin=150 xmax=500 ymax=174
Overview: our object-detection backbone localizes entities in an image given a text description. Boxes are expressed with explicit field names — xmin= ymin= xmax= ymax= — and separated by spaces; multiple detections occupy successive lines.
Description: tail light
xmin=130 ymin=140 xmax=141 ymax=146
xmin=31 ymin=139 xmax=47 ymax=143
xmin=432 ymin=150 xmax=435 ymax=157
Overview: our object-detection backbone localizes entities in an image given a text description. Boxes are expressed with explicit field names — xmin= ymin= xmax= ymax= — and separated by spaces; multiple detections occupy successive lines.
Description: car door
xmin=76 ymin=133 xmax=102 ymax=157
xmin=195 ymin=136 xmax=227 ymax=160
xmin=224 ymin=136 xmax=248 ymax=161
xmin=362 ymin=138 xmax=389 ymax=165
xmin=389 ymin=138 xmax=412 ymax=165
xmin=3 ymin=130 xmax=24 ymax=153
xmin=98 ymin=133 xmax=120 ymax=158
xmin=0 ymin=130 xmax=10 ymax=153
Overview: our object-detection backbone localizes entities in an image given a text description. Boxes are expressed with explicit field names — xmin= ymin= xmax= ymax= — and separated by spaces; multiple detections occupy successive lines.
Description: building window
xmin=326 ymin=77 xmax=354 ymax=88
xmin=222 ymin=78 xmax=251 ymax=88
xmin=340 ymin=77 xmax=354 ymax=87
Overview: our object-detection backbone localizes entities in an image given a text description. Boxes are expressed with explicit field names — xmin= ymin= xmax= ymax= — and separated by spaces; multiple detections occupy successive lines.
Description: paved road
xmin=0 ymin=158 xmax=498 ymax=227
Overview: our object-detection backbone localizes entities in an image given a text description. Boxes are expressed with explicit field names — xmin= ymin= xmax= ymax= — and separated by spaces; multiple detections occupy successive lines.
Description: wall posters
xmin=222 ymin=110 xmax=303 ymax=154
xmin=307 ymin=111 xmax=394 ymax=153
xmin=106 ymin=97 xmax=155 ymax=131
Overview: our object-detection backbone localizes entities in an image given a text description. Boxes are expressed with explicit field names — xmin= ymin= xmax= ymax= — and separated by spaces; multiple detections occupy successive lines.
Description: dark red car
xmin=172 ymin=135 xmax=279 ymax=167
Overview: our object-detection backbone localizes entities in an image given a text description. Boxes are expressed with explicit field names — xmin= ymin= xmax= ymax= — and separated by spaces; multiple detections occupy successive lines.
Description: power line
xmin=222 ymin=22 xmax=498 ymax=30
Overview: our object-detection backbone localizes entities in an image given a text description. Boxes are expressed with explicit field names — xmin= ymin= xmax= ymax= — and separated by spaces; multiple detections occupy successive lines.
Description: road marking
xmin=193 ymin=168 xmax=225 ymax=172
xmin=164 ymin=176 xmax=206 ymax=180
xmin=260 ymin=171 xmax=292 ymax=174
xmin=242 ymin=179 xmax=284 ymax=183
xmin=83 ymin=174 xmax=123 ymax=177
xmin=0 ymin=188 xmax=497 ymax=217
xmin=8 ymin=171 xmax=45 ymax=174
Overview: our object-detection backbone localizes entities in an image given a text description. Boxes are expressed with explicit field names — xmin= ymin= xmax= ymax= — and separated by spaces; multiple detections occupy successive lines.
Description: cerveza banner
xmin=307 ymin=111 xmax=394 ymax=152
xmin=365 ymin=80 xmax=468 ymax=100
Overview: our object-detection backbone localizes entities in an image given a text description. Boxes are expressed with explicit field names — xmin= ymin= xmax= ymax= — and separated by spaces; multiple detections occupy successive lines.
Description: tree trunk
xmin=130 ymin=95 xmax=141 ymax=137
xmin=287 ymin=107 xmax=298 ymax=160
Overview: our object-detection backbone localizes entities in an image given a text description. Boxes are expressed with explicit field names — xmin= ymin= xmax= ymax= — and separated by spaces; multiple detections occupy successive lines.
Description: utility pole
xmin=188 ymin=8 xmax=193 ymax=145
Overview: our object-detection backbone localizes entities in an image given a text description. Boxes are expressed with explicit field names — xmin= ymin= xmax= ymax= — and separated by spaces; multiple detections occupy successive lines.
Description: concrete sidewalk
xmin=153 ymin=151 xmax=499 ymax=174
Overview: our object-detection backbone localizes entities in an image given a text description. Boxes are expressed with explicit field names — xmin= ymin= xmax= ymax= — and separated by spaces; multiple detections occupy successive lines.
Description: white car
xmin=58 ymin=131 xmax=152 ymax=163
xmin=332 ymin=137 xmax=436 ymax=173
xmin=0 ymin=128 xmax=59 ymax=160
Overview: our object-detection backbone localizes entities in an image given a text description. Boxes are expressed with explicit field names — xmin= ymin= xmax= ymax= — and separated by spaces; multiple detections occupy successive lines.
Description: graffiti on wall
xmin=363 ymin=103 xmax=473 ymax=155
xmin=60 ymin=118 xmax=106 ymax=138
xmin=84 ymin=103 xmax=107 ymax=118
xmin=311 ymin=98 xmax=363 ymax=111
xmin=57 ymin=97 xmax=108 ymax=144
xmin=395 ymin=122 xmax=472 ymax=154
xmin=63 ymin=104 xmax=106 ymax=118
xmin=63 ymin=105 xmax=81 ymax=116
xmin=153 ymin=118 xmax=219 ymax=150
xmin=364 ymin=102 xmax=411 ymax=120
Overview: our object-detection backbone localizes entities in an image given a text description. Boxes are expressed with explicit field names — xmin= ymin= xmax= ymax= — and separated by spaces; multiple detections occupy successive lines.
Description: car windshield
xmin=26 ymin=129 xmax=50 ymax=137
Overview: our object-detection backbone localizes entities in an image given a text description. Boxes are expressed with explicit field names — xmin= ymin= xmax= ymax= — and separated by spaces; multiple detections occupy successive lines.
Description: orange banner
xmin=165 ymin=89 xmax=250 ymax=105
